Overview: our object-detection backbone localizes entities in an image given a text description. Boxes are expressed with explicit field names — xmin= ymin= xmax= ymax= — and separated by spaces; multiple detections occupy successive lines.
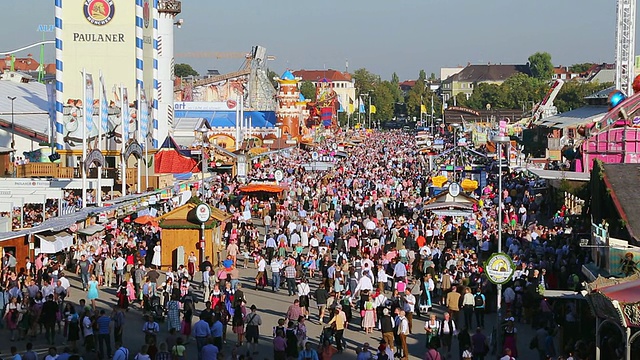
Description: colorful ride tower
xmin=275 ymin=70 xmax=301 ymax=139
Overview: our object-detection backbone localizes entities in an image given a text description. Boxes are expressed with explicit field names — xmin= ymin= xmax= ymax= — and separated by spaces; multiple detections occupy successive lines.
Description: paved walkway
xmin=5 ymin=266 xmax=545 ymax=360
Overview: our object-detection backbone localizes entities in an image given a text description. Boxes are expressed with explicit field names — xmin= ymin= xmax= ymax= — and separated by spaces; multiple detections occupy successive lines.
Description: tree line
xmin=176 ymin=51 xmax=614 ymax=125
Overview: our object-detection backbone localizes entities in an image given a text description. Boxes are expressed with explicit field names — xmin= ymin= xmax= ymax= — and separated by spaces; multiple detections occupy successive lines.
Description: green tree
xmin=466 ymin=83 xmax=510 ymax=110
xmin=299 ymin=81 xmax=316 ymax=101
xmin=528 ymin=52 xmax=554 ymax=80
xmin=352 ymin=68 xmax=380 ymax=98
xmin=500 ymin=73 xmax=549 ymax=109
xmin=389 ymin=72 xmax=403 ymax=103
xmin=453 ymin=92 xmax=468 ymax=107
xmin=569 ymin=63 xmax=594 ymax=74
xmin=372 ymin=80 xmax=395 ymax=123
xmin=406 ymin=78 xmax=426 ymax=120
xmin=429 ymin=72 xmax=437 ymax=81
xmin=554 ymin=81 xmax=613 ymax=113
xmin=174 ymin=63 xmax=199 ymax=78
xmin=418 ymin=70 xmax=427 ymax=82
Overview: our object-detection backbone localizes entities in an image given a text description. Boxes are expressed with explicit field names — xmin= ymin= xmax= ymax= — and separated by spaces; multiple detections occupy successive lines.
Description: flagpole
xmin=81 ymin=69 xmax=87 ymax=209
xmin=431 ymin=93 xmax=435 ymax=133
xmin=420 ymin=95 xmax=423 ymax=126
xmin=136 ymin=83 xmax=142 ymax=194
xmin=97 ymin=71 xmax=103 ymax=207
xmin=368 ymin=95 xmax=372 ymax=129
xmin=145 ymin=93 xmax=149 ymax=188
xmin=121 ymin=84 xmax=126 ymax=197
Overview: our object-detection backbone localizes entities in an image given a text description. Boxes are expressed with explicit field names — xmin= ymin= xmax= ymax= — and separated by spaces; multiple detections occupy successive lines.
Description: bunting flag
xmin=321 ymin=107 xmax=332 ymax=127
xmin=359 ymin=98 xmax=365 ymax=113
xmin=139 ymin=88 xmax=149 ymax=145
xmin=348 ymin=97 xmax=354 ymax=113
xmin=122 ymin=87 xmax=129 ymax=142
xmin=84 ymin=72 xmax=94 ymax=134
xmin=337 ymin=95 xmax=345 ymax=113
xmin=99 ymin=75 xmax=109 ymax=133
xmin=370 ymin=104 xmax=377 ymax=114
xmin=421 ymin=104 xmax=427 ymax=114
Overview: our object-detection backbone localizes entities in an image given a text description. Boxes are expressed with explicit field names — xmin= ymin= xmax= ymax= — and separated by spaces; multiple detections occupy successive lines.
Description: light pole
xmin=196 ymin=126 xmax=209 ymax=199
xmin=492 ymin=131 xmax=510 ymax=356
xmin=8 ymin=96 xmax=16 ymax=177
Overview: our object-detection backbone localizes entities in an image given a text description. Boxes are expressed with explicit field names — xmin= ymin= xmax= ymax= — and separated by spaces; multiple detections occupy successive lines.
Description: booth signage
xmin=485 ymin=252 xmax=515 ymax=285
xmin=195 ymin=203 xmax=211 ymax=223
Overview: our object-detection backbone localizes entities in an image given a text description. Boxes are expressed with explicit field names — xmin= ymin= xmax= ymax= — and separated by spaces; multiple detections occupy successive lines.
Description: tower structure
xmin=157 ymin=0 xmax=181 ymax=147
xmin=615 ymin=0 xmax=636 ymax=96
xmin=275 ymin=70 xmax=301 ymax=138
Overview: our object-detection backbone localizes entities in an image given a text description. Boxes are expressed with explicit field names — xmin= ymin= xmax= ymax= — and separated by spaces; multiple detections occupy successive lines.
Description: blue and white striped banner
xmin=140 ymin=88 xmax=149 ymax=143
xmin=84 ymin=72 xmax=94 ymax=134
xmin=100 ymin=75 xmax=109 ymax=133
xmin=122 ymin=87 xmax=129 ymax=142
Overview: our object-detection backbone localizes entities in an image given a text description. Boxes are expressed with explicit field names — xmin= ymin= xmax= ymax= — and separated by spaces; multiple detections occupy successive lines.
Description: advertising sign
xmin=485 ymin=253 xmax=515 ymax=285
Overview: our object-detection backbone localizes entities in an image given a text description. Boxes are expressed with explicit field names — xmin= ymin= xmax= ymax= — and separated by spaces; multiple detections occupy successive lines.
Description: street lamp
xmin=196 ymin=125 xmax=209 ymax=264
xmin=196 ymin=125 xmax=209 ymax=198
xmin=8 ymin=96 xmax=16 ymax=177
xmin=492 ymin=131 xmax=510 ymax=353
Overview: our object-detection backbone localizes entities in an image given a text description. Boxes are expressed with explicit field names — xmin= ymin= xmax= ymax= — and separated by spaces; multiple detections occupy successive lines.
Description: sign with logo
xmin=485 ymin=253 xmax=515 ymax=285
xmin=84 ymin=0 xmax=115 ymax=26
xmin=195 ymin=203 xmax=211 ymax=223
xmin=174 ymin=101 xmax=237 ymax=111
xmin=274 ymin=169 xmax=284 ymax=182
xmin=311 ymin=152 xmax=319 ymax=160
xmin=143 ymin=0 xmax=150 ymax=28
xmin=448 ymin=182 xmax=461 ymax=197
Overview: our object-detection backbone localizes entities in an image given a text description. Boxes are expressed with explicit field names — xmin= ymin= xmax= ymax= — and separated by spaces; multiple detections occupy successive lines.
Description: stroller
xmin=319 ymin=326 xmax=346 ymax=349
xmin=150 ymin=295 xmax=165 ymax=322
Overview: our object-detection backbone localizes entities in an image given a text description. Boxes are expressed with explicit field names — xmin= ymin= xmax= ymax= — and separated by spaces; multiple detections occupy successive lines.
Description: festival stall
xmin=157 ymin=199 xmax=231 ymax=269
xmin=586 ymin=275 xmax=640 ymax=359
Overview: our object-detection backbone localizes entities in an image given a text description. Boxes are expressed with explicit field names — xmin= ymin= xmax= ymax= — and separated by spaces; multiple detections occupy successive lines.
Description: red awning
xmin=154 ymin=150 xmax=198 ymax=174
xmin=239 ymin=184 xmax=287 ymax=193
xmin=597 ymin=279 xmax=640 ymax=304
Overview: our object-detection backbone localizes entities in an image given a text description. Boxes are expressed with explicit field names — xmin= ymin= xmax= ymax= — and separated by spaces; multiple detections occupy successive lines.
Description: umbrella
xmin=134 ymin=215 xmax=158 ymax=226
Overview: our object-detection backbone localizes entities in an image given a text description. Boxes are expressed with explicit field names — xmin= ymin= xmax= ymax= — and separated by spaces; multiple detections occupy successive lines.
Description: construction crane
xmin=175 ymin=52 xmax=250 ymax=59
xmin=615 ymin=0 xmax=636 ymax=96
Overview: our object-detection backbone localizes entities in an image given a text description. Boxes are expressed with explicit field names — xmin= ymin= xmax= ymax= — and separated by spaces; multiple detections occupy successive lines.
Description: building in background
xmin=440 ymin=64 xmax=531 ymax=103
xmin=292 ymin=69 xmax=355 ymax=115
xmin=54 ymin=0 xmax=178 ymax=152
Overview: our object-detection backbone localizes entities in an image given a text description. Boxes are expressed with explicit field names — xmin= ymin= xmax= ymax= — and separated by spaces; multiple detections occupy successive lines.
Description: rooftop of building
xmin=444 ymin=64 xmax=531 ymax=83
xmin=292 ymin=69 xmax=352 ymax=83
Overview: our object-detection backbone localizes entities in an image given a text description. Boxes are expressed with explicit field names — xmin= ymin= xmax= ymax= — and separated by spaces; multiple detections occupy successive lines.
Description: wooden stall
xmin=0 ymin=234 xmax=31 ymax=270
xmin=157 ymin=199 xmax=231 ymax=270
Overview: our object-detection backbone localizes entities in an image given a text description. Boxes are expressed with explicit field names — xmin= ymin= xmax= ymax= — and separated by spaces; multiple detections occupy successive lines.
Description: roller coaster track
xmin=0 ymin=40 xmax=55 ymax=55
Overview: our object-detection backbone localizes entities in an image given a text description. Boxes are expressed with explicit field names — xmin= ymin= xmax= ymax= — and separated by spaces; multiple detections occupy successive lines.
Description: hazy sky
xmin=0 ymin=0 xmax=626 ymax=80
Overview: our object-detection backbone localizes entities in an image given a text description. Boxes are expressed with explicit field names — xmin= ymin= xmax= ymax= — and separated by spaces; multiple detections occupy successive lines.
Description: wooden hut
xmin=157 ymin=198 xmax=231 ymax=270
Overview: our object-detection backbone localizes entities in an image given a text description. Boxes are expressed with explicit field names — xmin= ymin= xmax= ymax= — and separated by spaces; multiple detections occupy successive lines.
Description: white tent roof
xmin=0 ymin=78 xmax=50 ymax=138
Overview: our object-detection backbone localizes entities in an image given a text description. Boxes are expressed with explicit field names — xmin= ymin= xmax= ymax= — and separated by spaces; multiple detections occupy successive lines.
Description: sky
xmin=0 ymin=0 xmax=626 ymax=81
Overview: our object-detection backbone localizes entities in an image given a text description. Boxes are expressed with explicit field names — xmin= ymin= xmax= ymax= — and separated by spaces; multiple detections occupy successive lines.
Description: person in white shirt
xmin=402 ymin=289 xmax=416 ymax=333
xmin=499 ymin=347 xmax=515 ymax=360
xmin=114 ymin=255 xmax=127 ymax=285
xmin=397 ymin=311 xmax=410 ymax=360
xmin=255 ymin=255 xmax=267 ymax=290
xmin=270 ymin=258 xmax=283 ymax=292
xmin=82 ymin=313 xmax=94 ymax=350
xmin=353 ymin=270 xmax=374 ymax=296
xmin=376 ymin=264 xmax=388 ymax=293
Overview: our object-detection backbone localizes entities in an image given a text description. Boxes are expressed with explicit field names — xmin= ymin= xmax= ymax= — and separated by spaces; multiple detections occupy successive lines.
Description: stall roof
xmin=239 ymin=183 xmax=287 ymax=193
xmin=78 ymin=224 xmax=104 ymax=236
xmin=526 ymin=168 xmax=590 ymax=182
xmin=535 ymin=106 xmax=608 ymax=129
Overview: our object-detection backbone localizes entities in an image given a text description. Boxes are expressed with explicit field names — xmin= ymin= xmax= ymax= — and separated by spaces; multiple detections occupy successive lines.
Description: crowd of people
xmin=0 ymin=128 xmax=595 ymax=360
